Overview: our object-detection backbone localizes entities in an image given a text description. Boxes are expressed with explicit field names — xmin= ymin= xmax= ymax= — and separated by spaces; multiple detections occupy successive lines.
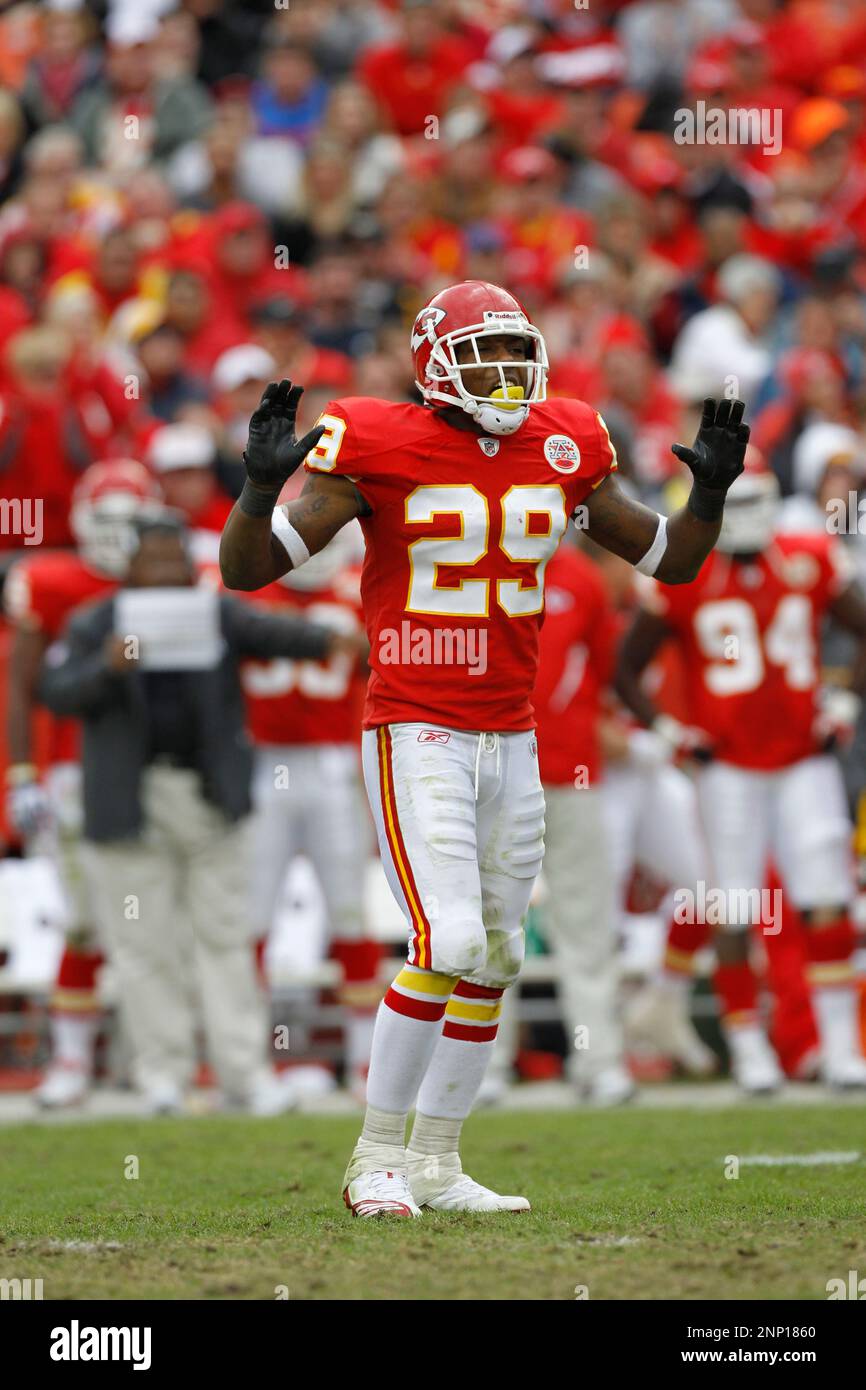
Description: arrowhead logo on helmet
xmin=411 ymin=280 xmax=549 ymax=437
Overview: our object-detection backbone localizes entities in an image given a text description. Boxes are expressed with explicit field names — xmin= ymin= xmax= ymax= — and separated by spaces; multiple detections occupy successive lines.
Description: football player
xmin=239 ymin=527 xmax=379 ymax=1099
xmin=220 ymin=279 xmax=749 ymax=1216
xmin=617 ymin=449 xmax=866 ymax=1093
xmin=4 ymin=460 xmax=163 ymax=1106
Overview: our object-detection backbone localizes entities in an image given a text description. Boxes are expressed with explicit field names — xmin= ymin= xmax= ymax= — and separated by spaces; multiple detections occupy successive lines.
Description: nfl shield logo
xmin=477 ymin=437 xmax=500 ymax=457
xmin=544 ymin=434 xmax=581 ymax=473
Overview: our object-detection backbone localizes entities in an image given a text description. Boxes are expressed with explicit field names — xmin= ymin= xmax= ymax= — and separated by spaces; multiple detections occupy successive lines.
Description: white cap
xmin=212 ymin=345 xmax=277 ymax=395
xmin=716 ymin=254 xmax=781 ymax=305
xmin=148 ymin=423 xmax=215 ymax=474
xmin=792 ymin=422 xmax=865 ymax=495
xmin=105 ymin=7 xmax=161 ymax=46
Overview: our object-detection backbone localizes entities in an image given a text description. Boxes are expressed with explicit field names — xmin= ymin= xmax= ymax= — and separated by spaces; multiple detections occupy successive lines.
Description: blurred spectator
xmin=668 ymin=253 xmax=781 ymax=405
xmin=250 ymin=296 xmax=352 ymax=390
xmin=780 ymin=422 xmax=866 ymax=537
xmin=19 ymin=5 xmax=100 ymax=128
xmin=0 ymin=325 xmax=107 ymax=551
xmin=359 ymin=0 xmax=474 ymax=137
xmin=250 ymin=33 xmax=330 ymax=144
xmin=147 ymin=422 xmax=230 ymax=566
xmin=211 ymin=342 xmax=277 ymax=497
xmin=71 ymin=9 xmax=212 ymax=174
xmin=131 ymin=319 xmax=210 ymax=423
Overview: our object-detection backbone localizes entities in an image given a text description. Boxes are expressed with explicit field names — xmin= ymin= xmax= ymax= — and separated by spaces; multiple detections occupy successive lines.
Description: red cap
xmin=213 ymin=202 xmax=266 ymax=237
xmin=499 ymin=145 xmax=558 ymax=183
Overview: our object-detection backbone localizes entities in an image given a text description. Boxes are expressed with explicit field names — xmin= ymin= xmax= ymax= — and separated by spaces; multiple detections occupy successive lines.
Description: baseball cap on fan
xmin=212 ymin=344 xmax=277 ymax=394
xmin=105 ymin=6 xmax=162 ymax=47
xmin=148 ymin=423 xmax=215 ymax=474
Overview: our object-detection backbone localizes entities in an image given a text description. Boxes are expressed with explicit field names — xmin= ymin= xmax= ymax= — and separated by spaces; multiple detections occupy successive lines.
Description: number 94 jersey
xmin=304 ymin=395 xmax=617 ymax=731
xmin=641 ymin=533 xmax=852 ymax=770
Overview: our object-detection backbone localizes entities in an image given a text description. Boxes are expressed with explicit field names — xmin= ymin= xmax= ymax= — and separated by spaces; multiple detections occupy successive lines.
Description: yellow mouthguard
xmin=490 ymin=385 xmax=526 ymax=411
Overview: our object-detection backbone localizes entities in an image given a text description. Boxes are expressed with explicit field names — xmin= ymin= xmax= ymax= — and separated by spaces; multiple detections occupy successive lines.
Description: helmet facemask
xmin=716 ymin=472 xmax=780 ymax=555
xmin=418 ymin=321 xmax=548 ymax=436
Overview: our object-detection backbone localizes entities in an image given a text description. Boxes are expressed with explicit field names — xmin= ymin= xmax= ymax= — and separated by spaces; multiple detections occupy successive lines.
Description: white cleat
xmin=407 ymin=1149 xmax=530 ymax=1213
xmin=144 ymin=1081 xmax=185 ymax=1116
xmin=624 ymin=981 xmax=718 ymax=1077
xmin=33 ymin=1062 xmax=90 ymax=1110
xmin=727 ymin=1025 xmax=783 ymax=1096
xmin=582 ymin=1064 xmax=637 ymax=1108
xmin=343 ymin=1170 xmax=421 ymax=1219
xmin=821 ymin=1052 xmax=866 ymax=1090
xmin=342 ymin=1139 xmax=421 ymax=1218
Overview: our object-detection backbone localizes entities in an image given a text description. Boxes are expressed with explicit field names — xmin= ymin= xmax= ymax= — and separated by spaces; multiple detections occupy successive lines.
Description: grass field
xmin=2 ymin=1105 xmax=864 ymax=1300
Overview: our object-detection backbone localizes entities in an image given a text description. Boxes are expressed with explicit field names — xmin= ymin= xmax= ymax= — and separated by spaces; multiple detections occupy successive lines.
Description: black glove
xmin=671 ymin=398 xmax=750 ymax=522
xmin=239 ymin=379 xmax=326 ymax=517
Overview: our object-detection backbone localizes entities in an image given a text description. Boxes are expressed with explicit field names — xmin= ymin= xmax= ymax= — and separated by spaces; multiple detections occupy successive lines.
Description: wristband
xmin=634 ymin=514 xmax=667 ymax=577
xmin=239 ymin=474 xmax=281 ymax=518
xmin=687 ymin=481 xmax=726 ymax=523
xmin=271 ymin=507 xmax=311 ymax=569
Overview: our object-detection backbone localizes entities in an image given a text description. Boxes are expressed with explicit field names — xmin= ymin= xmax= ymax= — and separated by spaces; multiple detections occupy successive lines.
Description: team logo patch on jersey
xmin=544 ymin=435 xmax=581 ymax=473
xmin=477 ymin=437 xmax=500 ymax=457
xmin=417 ymin=729 xmax=452 ymax=744
xmin=529 ymin=737 xmax=538 ymax=758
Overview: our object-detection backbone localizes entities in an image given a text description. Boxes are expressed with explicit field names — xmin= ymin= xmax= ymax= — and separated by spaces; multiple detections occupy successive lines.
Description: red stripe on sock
xmin=56 ymin=948 xmax=103 ymax=991
xmin=384 ymin=986 xmax=447 ymax=1023
xmin=714 ymin=962 xmax=758 ymax=1020
xmin=331 ymin=938 xmax=383 ymax=982
xmin=442 ymin=1021 xmax=499 ymax=1043
xmin=452 ymin=980 xmax=504 ymax=1000
xmin=803 ymin=918 xmax=855 ymax=965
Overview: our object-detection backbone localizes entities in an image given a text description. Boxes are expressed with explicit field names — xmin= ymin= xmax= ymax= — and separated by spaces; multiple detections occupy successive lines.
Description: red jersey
xmin=533 ymin=545 xmax=617 ymax=786
xmin=240 ymin=570 xmax=365 ymax=747
xmin=4 ymin=551 xmax=116 ymax=763
xmin=304 ymin=396 xmax=618 ymax=731
xmin=642 ymin=534 xmax=850 ymax=771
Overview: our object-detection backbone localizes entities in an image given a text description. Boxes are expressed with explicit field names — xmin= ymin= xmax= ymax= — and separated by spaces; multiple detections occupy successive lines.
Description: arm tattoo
xmin=586 ymin=476 xmax=659 ymax=565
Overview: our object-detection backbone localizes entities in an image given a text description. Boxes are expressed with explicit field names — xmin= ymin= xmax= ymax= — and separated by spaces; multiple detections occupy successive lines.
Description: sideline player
xmin=4 ymin=461 xmax=163 ymax=1106
xmin=240 ymin=530 xmax=379 ymax=1097
xmin=220 ymin=280 xmax=750 ymax=1216
xmin=617 ymin=452 xmax=866 ymax=1092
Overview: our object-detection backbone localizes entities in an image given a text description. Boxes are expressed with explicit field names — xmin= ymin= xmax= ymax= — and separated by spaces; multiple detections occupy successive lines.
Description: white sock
xmin=364 ymin=965 xmax=455 ymax=1115
xmin=344 ymin=1011 xmax=376 ymax=1077
xmin=53 ymin=1014 xmax=98 ymax=1070
xmin=812 ymin=985 xmax=861 ymax=1062
xmin=414 ymin=981 xmax=504 ymax=1120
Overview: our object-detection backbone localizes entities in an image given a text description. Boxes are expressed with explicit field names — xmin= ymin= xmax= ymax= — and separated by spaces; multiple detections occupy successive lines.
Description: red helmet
xmin=717 ymin=444 xmax=780 ymax=555
xmin=70 ymin=459 xmax=164 ymax=577
xmin=410 ymin=280 xmax=548 ymax=435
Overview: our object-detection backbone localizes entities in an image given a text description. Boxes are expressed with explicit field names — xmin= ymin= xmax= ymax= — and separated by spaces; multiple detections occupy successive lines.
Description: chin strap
xmin=468 ymin=401 xmax=529 ymax=436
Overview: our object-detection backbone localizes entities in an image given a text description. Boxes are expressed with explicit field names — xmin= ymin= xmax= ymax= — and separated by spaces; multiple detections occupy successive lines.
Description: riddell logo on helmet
xmin=482 ymin=310 xmax=527 ymax=325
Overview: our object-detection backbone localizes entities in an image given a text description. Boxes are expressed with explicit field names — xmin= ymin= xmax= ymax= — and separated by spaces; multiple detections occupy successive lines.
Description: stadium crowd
xmin=2 ymin=0 xmax=866 ymax=1111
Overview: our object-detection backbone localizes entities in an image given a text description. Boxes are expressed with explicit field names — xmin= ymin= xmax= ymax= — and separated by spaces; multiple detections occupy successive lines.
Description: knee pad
xmin=430 ymin=916 xmax=487 ymax=978
xmin=468 ymin=926 xmax=525 ymax=989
